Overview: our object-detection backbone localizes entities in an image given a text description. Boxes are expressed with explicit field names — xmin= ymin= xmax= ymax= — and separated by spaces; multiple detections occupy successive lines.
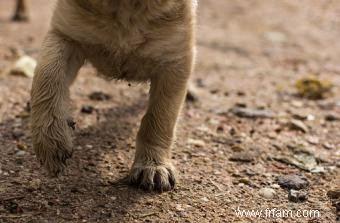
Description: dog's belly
xmin=52 ymin=0 xmax=194 ymax=81
xmin=82 ymin=44 xmax=160 ymax=82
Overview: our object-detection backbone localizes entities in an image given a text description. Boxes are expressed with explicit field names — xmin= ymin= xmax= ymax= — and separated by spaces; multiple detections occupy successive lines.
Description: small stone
xmin=323 ymin=142 xmax=335 ymax=150
xmin=85 ymin=144 xmax=93 ymax=149
xmin=16 ymin=111 xmax=30 ymax=119
xmin=15 ymin=150 xmax=27 ymax=156
xmin=289 ymin=120 xmax=309 ymax=133
xmin=81 ymin=105 xmax=94 ymax=114
xmin=88 ymin=91 xmax=111 ymax=101
xmin=201 ymin=197 xmax=209 ymax=202
xmin=12 ymin=129 xmax=24 ymax=139
xmin=276 ymin=175 xmax=309 ymax=190
xmin=229 ymin=152 xmax=254 ymax=163
xmin=16 ymin=143 xmax=27 ymax=150
xmin=288 ymin=189 xmax=308 ymax=202
xmin=10 ymin=55 xmax=37 ymax=78
xmin=231 ymin=145 xmax=244 ymax=152
xmin=238 ymin=178 xmax=251 ymax=185
xmin=187 ymin=138 xmax=205 ymax=147
xmin=325 ymin=114 xmax=340 ymax=121
xmin=327 ymin=189 xmax=340 ymax=199
xmin=186 ymin=90 xmax=199 ymax=103
xmin=259 ymin=187 xmax=276 ymax=199
xmin=307 ymin=136 xmax=319 ymax=145
xmin=27 ymin=179 xmax=42 ymax=192
xmin=291 ymin=100 xmax=304 ymax=108
xmin=230 ymin=107 xmax=274 ymax=119
xmin=311 ymin=166 xmax=326 ymax=173
xmin=271 ymin=184 xmax=281 ymax=189
xmin=295 ymin=76 xmax=332 ymax=100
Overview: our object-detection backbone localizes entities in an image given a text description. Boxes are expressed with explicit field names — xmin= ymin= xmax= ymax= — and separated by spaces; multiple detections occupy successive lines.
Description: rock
xmin=16 ymin=143 xmax=27 ymax=150
xmin=229 ymin=152 xmax=254 ymax=163
xmin=15 ymin=150 xmax=27 ymax=156
xmin=187 ymin=138 xmax=205 ymax=147
xmin=88 ymin=91 xmax=111 ymax=101
xmin=327 ymin=189 xmax=340 ymax=199
xmin=323 ymin=142 xmax=335 ymax=150
xmin=325 ymin=113 xmax=340 ymax=121
xmin=259 ymin=187 xmax=276 ymax=199
xmin=276 ymin=175 xmax=309 ymax=190
xmin=16 ymin=111 xmax=30 ymax=119
xmin=186 ymin=83 xmax=199 ymax=103
xmin=271 ymin=184 xmax=281 ymax=189
xmin=201 ymin=197 xmax=209 ymax=202
xmin=273 ymin=152 xmax=318 ymax=172
xmin=311 ymin=166 xmax=326 ymax=173
xmin=186 ymin=90 xmax=199 ymax=103
xmin=289 ymin=119 xmax=308 ymax=133
xmin=307 ymin=136 xmax=319 ymax=145
xmin=295 ymin=76 xmax=332 ymax=100
xmin=81 ymin=105 xmax=94 ymax=114
xmin=230 ymin=107 xmax=274 ymax=119
xmin=10 ymin=55 xmax=37 ymax=78
xmin=288 ymin=189 xmax=308 ymax=202
xmin=12 ymin=129 xmax=24 ymax=139
xmin=238 ymin=178 xmax=252 ymax=186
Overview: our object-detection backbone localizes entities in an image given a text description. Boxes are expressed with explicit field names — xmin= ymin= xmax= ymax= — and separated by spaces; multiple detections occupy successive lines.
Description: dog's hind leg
xmin=31 ymin=31 xmax=85 ymax=176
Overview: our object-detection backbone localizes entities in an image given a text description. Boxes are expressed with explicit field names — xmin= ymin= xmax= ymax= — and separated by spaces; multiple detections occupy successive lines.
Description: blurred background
xmin=0 ymin=0 xmax=339 ymax=222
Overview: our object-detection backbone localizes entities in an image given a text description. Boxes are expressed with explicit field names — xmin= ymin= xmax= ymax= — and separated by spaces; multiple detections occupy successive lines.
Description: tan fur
xmin=13 ymin=0 xmax=28 ymax=21
xmin=31 ymin=0 xmax=196 ymax=192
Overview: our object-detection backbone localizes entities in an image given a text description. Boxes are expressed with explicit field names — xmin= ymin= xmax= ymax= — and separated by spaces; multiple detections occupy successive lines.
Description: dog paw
xmin=33 ymin=120 xmax=73 ymax=176
xmin=36 ymin=146 xmax=73 ymax=176
xmin=129 ymin=162 xmax=177 ymax=192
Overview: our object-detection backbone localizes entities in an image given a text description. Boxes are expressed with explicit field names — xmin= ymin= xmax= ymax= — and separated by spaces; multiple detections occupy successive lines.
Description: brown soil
xmin=0 ymin=1 xmax=339 ymax=222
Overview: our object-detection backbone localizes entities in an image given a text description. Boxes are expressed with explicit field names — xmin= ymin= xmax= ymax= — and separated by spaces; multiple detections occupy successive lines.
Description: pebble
xmin=12 ymin=129 xmax=24 ymax=139
xmin=15 ymin=150 xmax=27 ymax=156
xmin=307 ymin=136 xmax=319 ymax=145
xmin=201 ymin=197 xmax=209 ymax=202
xmin=325 ymin=114 xmax=340 ymax=121
xmin=186 ymin=89 xmax=199 ymax=103
xmin=81 ymin=105 xmax=95 ymax=114
xmin=327 ymin=189 xmax=340 ymax=199
xmin=323 ymin=142 xmax=335 ymax=150
xmin=259 ymin=187 xmax=277 ymax=199
xmin=16 ymin=143 xmax=27 ymax=150
xmin=289 ymin=120 xmax=309 ymax=133
xmin=229 ymin=152 xmax=254 ymax=163
xmin=271 ymin=184 xmax=281 ymax=189
xmin=288 ymin=189 xmax=308 ymax=202
xmin=230 ymin=107 xmax=274 ymax=119
xmin=10 ymin=55 xmax=37 ymax=78
xmin=311 ymin=166 xmax=326 ymax=173
xmin=276 ymin=175 xmax=309 ymax=190
xmin=187 ymin=138 xmax=206 ymax=147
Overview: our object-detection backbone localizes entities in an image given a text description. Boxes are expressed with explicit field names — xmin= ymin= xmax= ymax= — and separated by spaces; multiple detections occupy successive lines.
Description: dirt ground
xmin=0 ymin=0 xmax=339 ymax=222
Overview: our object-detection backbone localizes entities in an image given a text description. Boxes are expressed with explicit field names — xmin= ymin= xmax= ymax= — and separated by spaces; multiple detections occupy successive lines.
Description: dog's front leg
xmin=31 ymin=31 xmax=84 ymax=176
xmin=129 ymin=63 xmax=191 ymax=192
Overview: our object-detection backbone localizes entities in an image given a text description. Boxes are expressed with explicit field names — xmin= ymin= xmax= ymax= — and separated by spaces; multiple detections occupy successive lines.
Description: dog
xmin=30 ymin=0 xmax=197 ymax=192
xmin=12 ymin=0 xmax=28 ymax=21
